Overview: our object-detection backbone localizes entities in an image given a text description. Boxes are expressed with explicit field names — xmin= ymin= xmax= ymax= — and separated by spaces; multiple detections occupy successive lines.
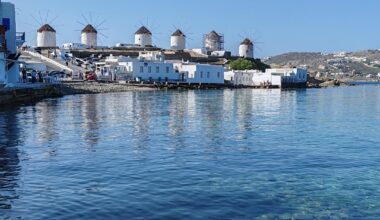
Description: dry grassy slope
xmin=264 ymin=50 xmax=380 ymax=75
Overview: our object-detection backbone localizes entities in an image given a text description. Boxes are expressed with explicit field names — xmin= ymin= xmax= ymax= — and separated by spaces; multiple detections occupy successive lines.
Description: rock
xmin=319 ymin=79 xmax=340 ymax=87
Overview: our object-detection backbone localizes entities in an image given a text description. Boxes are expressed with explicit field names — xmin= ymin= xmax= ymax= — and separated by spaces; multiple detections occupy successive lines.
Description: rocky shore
xmin=2 ymin=78 xmax=376 ymax=106
xmin=0 ymin=82 xmax=158 ymax=106
xmin=57 ymin=81 xmax=158 ymax=95
xmin=0 ymin=81 xmax=227 ymax=106
xmin=0 ymin=85 xmax=62 ymax=105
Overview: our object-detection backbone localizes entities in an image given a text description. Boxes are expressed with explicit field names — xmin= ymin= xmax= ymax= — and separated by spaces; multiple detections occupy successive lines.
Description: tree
xmin=229 ymin=58 xmax=257 ymax=70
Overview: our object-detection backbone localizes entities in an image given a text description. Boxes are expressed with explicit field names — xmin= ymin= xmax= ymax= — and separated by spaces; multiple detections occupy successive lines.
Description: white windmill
xmin=134 ymin=26 xmax=152 ymax=47
xmin=77 ymin=13 xmax=107 ymax=48
xmin=239 ymin=38 xmax=254 ymax=58
xmin=170 ymin=29 xmax=186 ymax=50
xmin=37 ymin=24 xmax=56 ymax=48
xmin=203 ymin=30 xmax=224 ymax=52
xmin=81 ymin=24 xmax=97 ymax=48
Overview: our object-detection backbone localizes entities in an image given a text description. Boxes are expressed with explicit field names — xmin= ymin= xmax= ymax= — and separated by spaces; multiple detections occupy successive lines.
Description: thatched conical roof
xmin=207 ymin=30 xmax=220 ymax=40
xmin=37 ymin=24 xmax=56 ymax=33
xmin=172 ymin=29 xmax=186 ymax=37
xmin=135 ymin=26 xmax=152 ymax=35
xmin=81 ymin=24 xmax=97 ymax=34
xmin=240 ymin=38 xmax=253 ymax=45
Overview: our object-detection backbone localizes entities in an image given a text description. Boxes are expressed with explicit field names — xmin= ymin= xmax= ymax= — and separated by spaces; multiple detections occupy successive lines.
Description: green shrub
xmin=229 ymin=58 xmax=256 ymax=70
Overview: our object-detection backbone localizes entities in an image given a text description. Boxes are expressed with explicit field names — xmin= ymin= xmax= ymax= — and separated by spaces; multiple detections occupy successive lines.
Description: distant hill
xmin=264 ymin=50 xmax=380 ymax=76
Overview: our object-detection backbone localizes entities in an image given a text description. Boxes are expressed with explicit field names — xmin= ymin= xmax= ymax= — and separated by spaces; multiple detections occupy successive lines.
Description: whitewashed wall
xmin=170 ymin=36 xmax=186 ymax=50
xmin=81 ymin=32 xmax=97 ymax=47
xmin=239 ymin=44 xmax=254 ymax=58
xmin=37 ymin=31 xmax=56 ymax=48
xmin=135 ymin=34 xmax=152 ymax=47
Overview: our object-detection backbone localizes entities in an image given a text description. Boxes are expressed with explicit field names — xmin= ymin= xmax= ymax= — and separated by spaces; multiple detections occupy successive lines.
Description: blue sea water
xmin=1 ymin=86 xmax=380 ymax=219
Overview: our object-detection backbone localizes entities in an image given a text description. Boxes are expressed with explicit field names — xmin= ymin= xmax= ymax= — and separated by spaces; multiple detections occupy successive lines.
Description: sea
xmin=1 ymin=85 xmax=380 ymax=219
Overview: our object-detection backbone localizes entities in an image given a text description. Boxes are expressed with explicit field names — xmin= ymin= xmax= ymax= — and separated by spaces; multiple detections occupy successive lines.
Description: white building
xmin=225 ymin=68 xmax=308 ymax=88
xmin=239 ymin=38 xmax=254 ymax=58
xmin=173 ymin=62 xmax=224 ymax=84
xmin=170 ymin=29 xmax=186 ymax=50
xmin=134 ymin=26 xmax=152 ymax=47
xmin=37 ymin=24 xmax=56 ymax=48
xmin=95 ymin=52 xmax=179 ymax=82
xmin=62 ymin=43 xmax=88 ymax=50
xmin=95 ymin=52 xmax=224 ymax=84
xmin=0 ymin=0 xmax=19 ymax=86
xmin=81 ymin=24 xmax=97 ymax=48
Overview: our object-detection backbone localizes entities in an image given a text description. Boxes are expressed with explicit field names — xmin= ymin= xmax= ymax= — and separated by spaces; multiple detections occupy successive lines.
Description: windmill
xmin=236 ymin=30 xmax=264 ymax=59
xmin=133 ymin=18 xmax=164 ymax=48
xmin=170 ymin=29 xmax=186 ymax=50
xmin=134 ymin=25 xmax=152 ymax=47
xmin=26 ymin=11 xmax=59 ymax=48
xmin=76 ymin=13 xmax=108 ymax=48
xmin=168 ymin=24 xmax=196 ymax=51
xmin=203 ymin=30 xmax=224 ymax=52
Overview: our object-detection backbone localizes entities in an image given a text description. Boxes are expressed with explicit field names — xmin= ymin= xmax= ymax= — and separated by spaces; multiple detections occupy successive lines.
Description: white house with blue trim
xmin=95 ymin=52 xmax=225 ymax=84
xmin=225 ymin=68 xmax=308 ymax=88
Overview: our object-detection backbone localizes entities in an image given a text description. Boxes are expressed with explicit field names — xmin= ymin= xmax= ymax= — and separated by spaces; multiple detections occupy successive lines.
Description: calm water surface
xmin=1 ymin=86 xmax=380 ymax=219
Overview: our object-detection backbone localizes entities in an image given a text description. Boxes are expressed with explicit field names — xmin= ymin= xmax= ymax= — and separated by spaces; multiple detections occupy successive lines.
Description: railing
xmin=23 ymin=50 xmax=73 ymax=73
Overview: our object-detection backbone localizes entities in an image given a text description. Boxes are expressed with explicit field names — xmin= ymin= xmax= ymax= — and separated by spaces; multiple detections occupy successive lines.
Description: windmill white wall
xmin=239 ymin=38 xmax=254 ymax=58
xmin=135 ymin=26 xmax=152 ymax=47
xmin=170 ymin=29 xmax=186 ymax=50
xmin=81 ymin=32 xmax=97 ymax=47
xmin=135 ymin=34 xmax=152 ymax=47
xmin=37 ymin=24 xmax=56 ymax=48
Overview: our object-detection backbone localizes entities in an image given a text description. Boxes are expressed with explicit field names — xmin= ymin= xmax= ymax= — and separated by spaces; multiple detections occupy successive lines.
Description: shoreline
xmin=1 ymin=79 xmax=377 ymax=107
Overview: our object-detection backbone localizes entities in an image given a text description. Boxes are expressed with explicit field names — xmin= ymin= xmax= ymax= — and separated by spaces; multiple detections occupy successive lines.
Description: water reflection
xmin=199 ymin=91 xmax=225 ymax=149
xmin=129 ymin=92 xmax=155 ymax=154
xmin=168 ymin=92 xmax=187 ymax=137
xmin=81 ymin=95 xmax=100 ymax=148
xmin=0 ymin=108 xmax=22 ymax=211
xmin=33 ymin=100 xmax=61 ymax=159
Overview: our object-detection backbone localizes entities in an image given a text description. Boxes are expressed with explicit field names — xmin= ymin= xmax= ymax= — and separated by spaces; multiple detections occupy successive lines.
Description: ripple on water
xmin=0 ymin=87 xmax=380 ymax=219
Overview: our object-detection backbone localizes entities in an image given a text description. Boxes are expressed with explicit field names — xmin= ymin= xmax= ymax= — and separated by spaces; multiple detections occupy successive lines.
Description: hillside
xmin=264 ymin=50 xmax=380 ymax=77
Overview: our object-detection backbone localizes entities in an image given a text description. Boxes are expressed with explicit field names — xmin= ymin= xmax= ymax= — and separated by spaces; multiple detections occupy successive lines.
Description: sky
xmin=5 ymin=0 xmax=380 ymax=57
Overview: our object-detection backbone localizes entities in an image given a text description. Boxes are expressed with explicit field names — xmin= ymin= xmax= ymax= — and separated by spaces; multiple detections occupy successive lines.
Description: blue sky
xmin=6 ymin=0 xmax=380 ymax=57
